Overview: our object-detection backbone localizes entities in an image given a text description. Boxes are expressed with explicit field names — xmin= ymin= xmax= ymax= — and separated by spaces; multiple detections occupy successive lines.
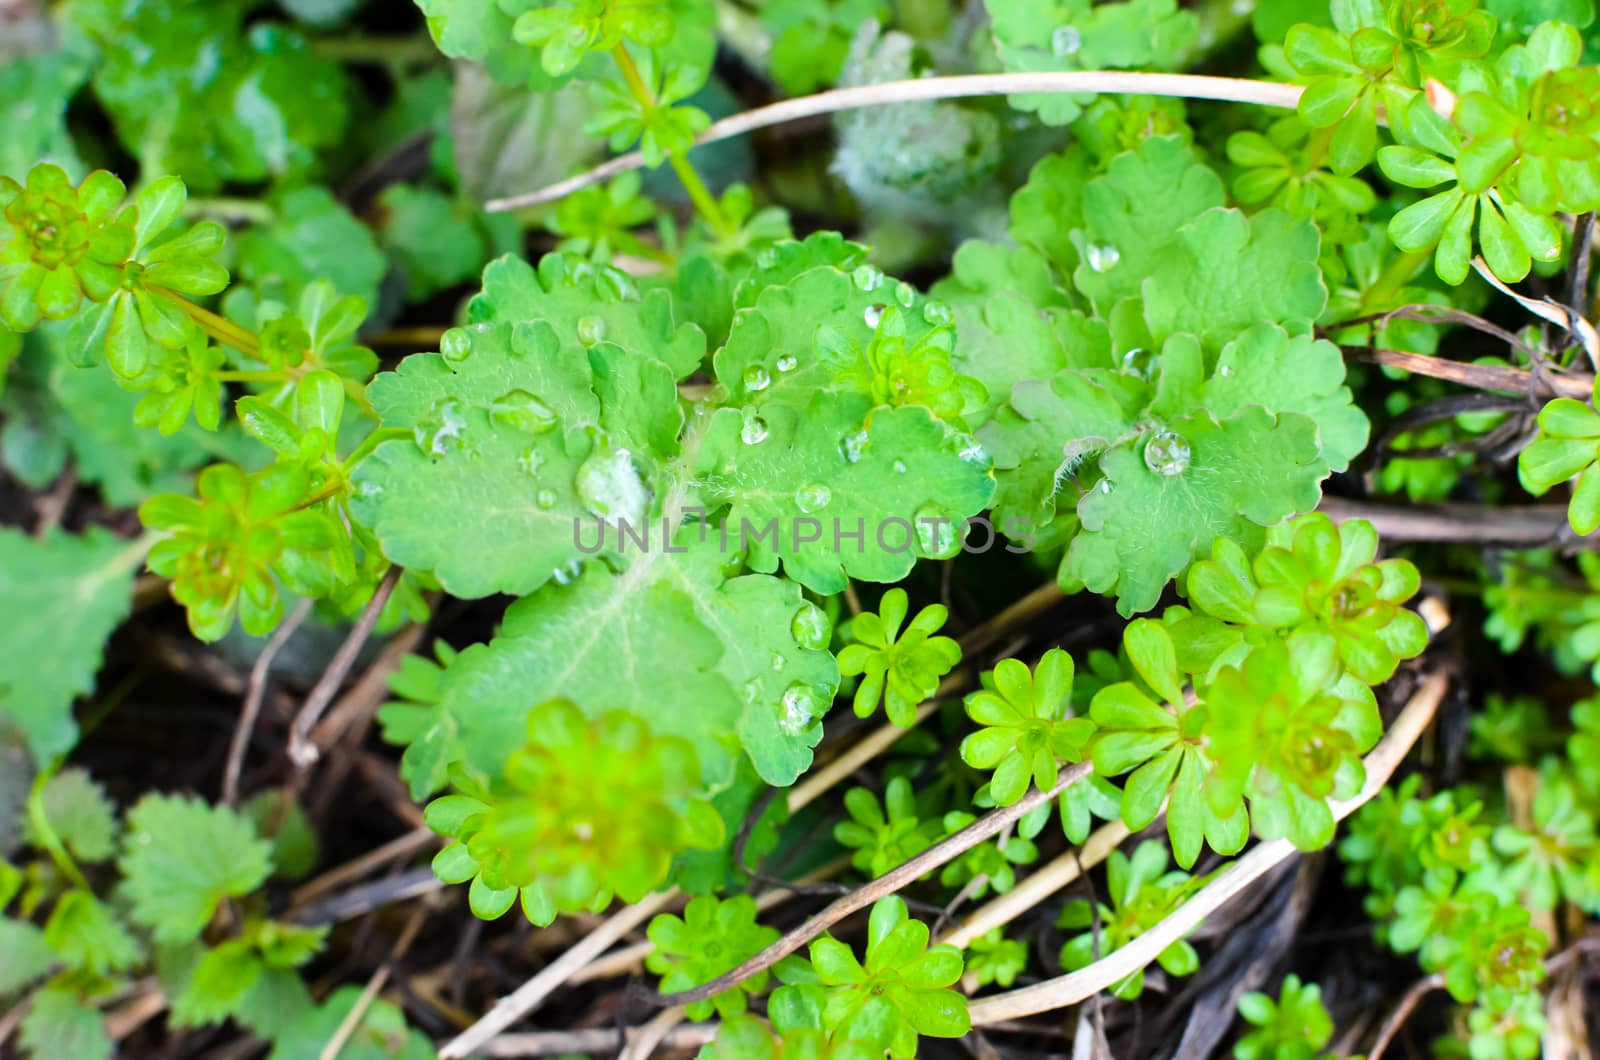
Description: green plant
xmin=7 ymin=0 xmax=1600 ymax=1054
xmin=647 ymin=895 xmax=781 ymax=1020
xmin=838 ymin=589 xmax=962 ymax=727
xmin=960 ymin=648 xmax=1095 ymax=805
xmin=772 ymin=896 xmax=970 ymax=1057
xmin=1057 ymin=840 xmax=1201 ymax=999
xmin=1234 ymin=974 xmax=1335 ymax=1060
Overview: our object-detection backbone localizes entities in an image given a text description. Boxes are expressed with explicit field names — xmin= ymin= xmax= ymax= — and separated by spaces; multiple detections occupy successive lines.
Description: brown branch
xmin=1319 ymin=496 xmax=1584 ymax=548
xmin=287 ymin=567 xmax=400 ymax=770
xmin=1367 ymin=973 xmax=1445 ymax=1060
xmin=648 ymin=764 xmax=1091 ymax=1012
xmin=223 ymin=598 xmax=313 ymax=807
xmin=1350 ymin=346 xmax=1592 ymax=400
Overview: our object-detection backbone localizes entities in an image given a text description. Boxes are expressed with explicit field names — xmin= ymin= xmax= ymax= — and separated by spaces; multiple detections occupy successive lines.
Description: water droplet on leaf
xmin=490 ymin=389 xmax=559 ymax=435
xmin=776 ymin=354 xmax=798 ymax=373
xmin=795 ymin=483 xmax=832 ymax=513
xmin=576 ymin=315 xmax=607 ymax=346
xmin=779 ymin=683 xmax=824 ymax=735
xmin=851 ymin=264 xmax=883 ymax=292
xmin=414 ymin=397 xmax=466 ymax=456
xmin=892 ymin=459 xmax=908 ymax=474
xmin=841 ymin=428 xmax=868 ymax=463
xmin=790 ymin=603 xmax=830 ymax=650
xmin=743 ymin=365 xmax=772 ymax=393
xmin=741 ymin=413 xmax=770 ymax=445
xmin=576 ymin=447 xmax=650 ymax=524
xmin=864 ymin=304 xmax=884 ymax=329
xmin=1143 ymin=431 xmax=1191 ymax=477
xmin=894 ymin=281 xmax=916 ymax=308
xmin=1051 ymin=25 xmax=1082 ymax=56
xmin=914 ymin=504 xmax=959 ymax=557
xmin=535 ymin=487 xmax=557 ymax=509
xmin=1086 ymin=243 xmax=1120 ymax=272
xmin=440 ymin=329 xmax=471 ymax=363
xmin=922 ymin=301 xmax=953 ymax=326
xmin=1121 ymin=347 xmax=1155 ymax=379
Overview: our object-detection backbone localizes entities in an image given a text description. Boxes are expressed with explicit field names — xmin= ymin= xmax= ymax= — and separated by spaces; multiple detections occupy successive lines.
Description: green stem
xmin=28 ymin=765 xmax=89 ymax=891
xmin=609 ymin=45 xmax=735 ymax=238
xmin=341 ymin=426 xmax=410 ymax=471
xmin=1368 ymin=247 xmax=1432 ymax=308
xmin=155 ymin=287 xmax=261 ymax=359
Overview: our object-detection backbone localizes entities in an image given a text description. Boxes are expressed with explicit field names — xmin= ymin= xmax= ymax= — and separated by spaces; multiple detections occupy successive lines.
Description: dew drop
xmin=742 ymin=678 xmax=762 ymax=705
xmin=597 ymin=267 xmax=637 ymax=302
xmin=892 ymin=459 xmax=908 ymax=474
xmin=1143 ymin=431 xmax=1192 ymax=477
xmin=519 ymin=448 xmax=544 ymax=477
xmin=756 ymin=248 xmax=778 ymax=269
xmin=439 ymin=328 xmax=472 ymax=363
xmin=914 ymin=503 xmax=960 ymax=558
xmin=743 ymin=365 xmax=772 ymax=393
xmin=1086 ymin=243 xmax=1121 ymax=272
xmin=576 ymin=315 xmax=607 ymax=346
xmin=864 ymin=304 xmax=885 ymax=329
xmin=1218 ymin=364 xmax=1235 ymax=378
xmin=790 ymin=602 xmax=831 ymax=650
xmin=894 ymin=281 xmax=916 ymax=308
xmin=841 ymin=428 xmax=868 ymax=463
xmin=1120 ymin=347 xmax=1155 ymax=380
xmin=1051 ymin=25 xmax=1082 ymax=56
xmin=490 ymin=389 xmax=559 ymax=435
xmin=779 ymin=683 xmax=824 ymax=735
xmin=851 ymin=264 xmax=884 ymax=292
xmin=741 ymin=413 xmax=770 ymax=445
xmin=535 ymin=487 xmax=557 ymax=509
xmin=958 ymin=440 xmax=988 ymax=465
xmin=551 ymin=559 xmax=582 ymax=585
xmin=576 ymin=447 xmax=651 ymax=524
xmin=922 ymin=300 xmax=953 ymax=326
xmin=794 ymin=483 xmax=832 ymax=513
xmin=413 ymin=397 xmax=466 ymax=457
xmin=1098 ymin=478 xmax=1114 ymax=495
xmin=770 ymin=651 xmax=786 ymax=671
xmin=776 ymin=354 xmax=799 ymax=373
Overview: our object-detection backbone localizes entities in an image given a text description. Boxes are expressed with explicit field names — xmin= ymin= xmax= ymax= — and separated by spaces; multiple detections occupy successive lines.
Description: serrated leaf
xmin=467 ymin=252 xmax=707 ymax=380
xmin=695 ymin=394 xmax=995 ymax=593
xmin=44 ymin=889 xmax=143 ymax=975
xmin=0 ymin=528 xmax=138 ymax=761
xmin=1143 ymin=207 xmax=1328 ymax=353
xmin=19 ymin=986 xmax=111 ymax=1060
xmin=1067 ymin=407 xmax=1329 ymax=614
xmin=1070 ymin=137 xmax=1226 ymax=311
xmin=436 ymin=532 xmax=838 ymax=790
xmin=0 ymin=918 xmax=56 ymax=996
xmin=450 ymin=63 xmax=600 ymax=202
xmin=119 ymin=794 xmax=274 ymax=943
xmin=170 ymin=938 xmax=264 ymax=1027
xmin=29 ymin=767 xmax=117 ymax=865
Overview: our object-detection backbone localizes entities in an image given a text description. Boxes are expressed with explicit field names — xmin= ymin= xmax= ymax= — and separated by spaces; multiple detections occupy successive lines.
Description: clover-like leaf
xmin=960 ymin=649 xmax=1095 ymax=805
xmin=836 ymin=588 xmax=961 ymax=727
xmin=646 ymin=894 xmax=780 ymax=1020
